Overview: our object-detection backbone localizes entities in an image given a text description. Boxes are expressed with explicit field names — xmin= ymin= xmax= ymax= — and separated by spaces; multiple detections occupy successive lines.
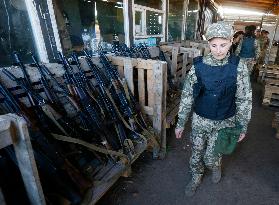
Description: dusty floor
xmin=97 ymin=82 xmax=279 ymax=205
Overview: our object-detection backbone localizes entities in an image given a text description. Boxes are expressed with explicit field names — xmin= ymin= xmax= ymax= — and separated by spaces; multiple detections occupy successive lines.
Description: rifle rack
xmin=0 ymin=58 xmax=150 ymax=204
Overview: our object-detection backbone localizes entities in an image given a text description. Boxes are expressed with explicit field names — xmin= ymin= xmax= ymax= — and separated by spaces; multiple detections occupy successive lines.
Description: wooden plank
xmin=182 ymin=53 xmax=188 ymax=80
xmin=82 ymin=162 xmax=126 ymax=205
xmin=147 ymin=71 xmax=154 ymax=108
xmin=1 ymin=114 xmax=46 ymax=205
xmin=143 ymin=106 xmax=153 ymax=116
xmin=177 ymin=62 xmax=183 ymax=70
xmin=152 ymin=61 xmax=167 ymax=154
xmin=171 ymin=47 xmax=179 ymax=82
xmin=123 ymin=58 xmax=134 ymax=94
xmin=136 ymin=59 xmax=154 ymax=70
xmin=138 ymin=68 xmax=145 ymax=107
xmin=177 ymin=54 xmax=183 ymax=63
xmin=118 ymin=65 xmax=124 ymax=79
xmin=82 ymin=142 xmax=147 ymax=205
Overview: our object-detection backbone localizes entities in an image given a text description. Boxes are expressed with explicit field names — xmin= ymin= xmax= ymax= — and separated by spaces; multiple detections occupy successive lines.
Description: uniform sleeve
xmin=235 ymin=38 xmax=243 ymax=56
xmin=235 ymin=59 xmax=252 ymax=133
xmin=176 ymin=66 xmax=197 ymax=129
xmin=255 ymin=39 xmax=261 ymax=60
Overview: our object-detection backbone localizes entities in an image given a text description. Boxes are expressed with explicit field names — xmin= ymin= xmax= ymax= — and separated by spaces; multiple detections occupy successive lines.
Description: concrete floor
xmin=97 ymin=82 xmax=279 ymax=205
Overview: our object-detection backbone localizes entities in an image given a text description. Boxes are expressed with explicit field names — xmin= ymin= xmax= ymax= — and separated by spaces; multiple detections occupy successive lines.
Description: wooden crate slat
xmin=138 ymin=68 xmax=145 ymax=107
xmin=123 ymin=58 xmax=134 ymax=94
xmin=147 ymin=69 xmax=154 ymax=107
xmin=152 ymin=62 xmax=167 ymax=151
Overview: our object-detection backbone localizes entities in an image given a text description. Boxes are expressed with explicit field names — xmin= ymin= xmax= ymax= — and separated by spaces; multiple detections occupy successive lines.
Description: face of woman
xmin=208 ymin=38 xmax=232 ymax=60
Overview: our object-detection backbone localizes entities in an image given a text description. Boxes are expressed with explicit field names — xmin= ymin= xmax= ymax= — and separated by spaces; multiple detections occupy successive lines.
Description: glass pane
xmin=185 ymin=0 xmax=198 ymax=40
xmin=168 ymin=0 xmax=184 ymax=41
xmin=134 ymin=0 xmax=162 ymax=10
xmin=0 ymin=0 xmax=37 ymax=67
xmin=135 ymin=11 xmax=144 ymax=35
xmin=146 ymin=11 xmax=163 ymax=35
xmin=53 ymin=0 xmax=124 ymax=54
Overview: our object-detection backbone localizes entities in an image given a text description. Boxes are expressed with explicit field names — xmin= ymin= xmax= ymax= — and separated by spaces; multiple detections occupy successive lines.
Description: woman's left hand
xmin=238 ymin=133 xmax=246 ymax=142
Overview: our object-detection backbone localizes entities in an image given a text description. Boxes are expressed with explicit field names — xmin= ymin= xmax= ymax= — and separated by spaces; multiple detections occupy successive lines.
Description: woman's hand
xmin=175 ymin=128 xmax=184 ymax=139
xmin=238 ymin=133 xmax=246 ymax=142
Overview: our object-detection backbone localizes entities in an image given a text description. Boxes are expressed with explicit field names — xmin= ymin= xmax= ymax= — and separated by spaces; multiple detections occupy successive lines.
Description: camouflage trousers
xmin=189 ymin=114 xmax=229 ymax=181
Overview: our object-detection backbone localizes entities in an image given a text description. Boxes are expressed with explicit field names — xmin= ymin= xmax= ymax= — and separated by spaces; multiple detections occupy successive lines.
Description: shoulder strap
xmin=228 ymin=55 xmax=240 ymax=66
xmin=193 ymin=56 xmax=203 ymax=65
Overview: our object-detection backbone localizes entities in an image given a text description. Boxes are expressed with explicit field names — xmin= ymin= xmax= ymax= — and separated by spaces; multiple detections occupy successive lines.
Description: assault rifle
xmin=57 ymin=52 xmax=121 ymax=150
xmin=0 ymin=81 xmax=91 ymax=203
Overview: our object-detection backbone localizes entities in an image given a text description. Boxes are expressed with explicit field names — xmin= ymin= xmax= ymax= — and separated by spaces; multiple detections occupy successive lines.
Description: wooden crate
xmin=262 ymin=83 xmax=279 ymax=106
xmin=160 ymin=45 xmax=201 ymax=87
xmin=107 ymin=56 xmax=168 ymax=155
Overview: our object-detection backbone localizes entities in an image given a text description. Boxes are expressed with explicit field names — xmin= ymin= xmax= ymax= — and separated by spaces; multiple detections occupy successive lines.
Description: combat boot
xmin=184 ymin=174 xmax=202 ymax=197
xmin=211 ymin=166 xmax=221 ymax=184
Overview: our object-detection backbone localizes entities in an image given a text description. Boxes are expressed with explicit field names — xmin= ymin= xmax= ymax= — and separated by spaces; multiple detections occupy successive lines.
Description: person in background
xmin=255 ymin=29 xmax=261 ymax=39
xmin=230 ymin=31 xmax=244 ymax=54
xmin=258 ymin=30 xmax=270 ymax=64
xmin=235 ymin=25 xmax=261 ymax=75
xmin=175 ymin=22 xmax=252 ymax=197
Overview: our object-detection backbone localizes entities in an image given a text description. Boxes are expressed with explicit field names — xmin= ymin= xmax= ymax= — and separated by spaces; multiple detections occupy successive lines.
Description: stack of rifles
xmin=0 ymin=50 xmax=155 ymax=204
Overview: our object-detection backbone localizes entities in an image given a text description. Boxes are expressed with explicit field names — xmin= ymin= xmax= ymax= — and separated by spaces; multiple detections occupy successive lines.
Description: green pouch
xmin=214 ymin=123 xmax=243 ymax=155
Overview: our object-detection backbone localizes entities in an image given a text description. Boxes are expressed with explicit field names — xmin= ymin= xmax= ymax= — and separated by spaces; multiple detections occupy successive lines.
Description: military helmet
xmin=205 ymin=22 xmax=234 ymax=41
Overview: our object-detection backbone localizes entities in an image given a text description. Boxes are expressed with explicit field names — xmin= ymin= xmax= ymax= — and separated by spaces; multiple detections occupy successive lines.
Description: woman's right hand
xmin=175 ymin=128 xmax=184 ymax=139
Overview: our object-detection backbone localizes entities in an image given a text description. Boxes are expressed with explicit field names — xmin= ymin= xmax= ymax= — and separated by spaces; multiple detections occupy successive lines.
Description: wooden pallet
xmin=159 ymin=45 xmax=201 ymax=87
xmin=263 ymin=83 xmax=279 ymax=106
xmin=160 ymin=45 xmax=189 ymax=87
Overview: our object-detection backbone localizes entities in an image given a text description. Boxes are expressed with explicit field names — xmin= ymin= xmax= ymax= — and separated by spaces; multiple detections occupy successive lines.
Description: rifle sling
xmin=104 ymin=88 xmax=147 ymax=143
xmin=41 ymin=104 xmax=70 ymax=136
xmin=51 ymin=133 xmax=129 ymax=160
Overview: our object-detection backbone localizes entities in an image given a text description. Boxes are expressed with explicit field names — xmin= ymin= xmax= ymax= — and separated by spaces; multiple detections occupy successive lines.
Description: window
xmin=146 ymin=11 xmax=163 ymax=35
xmin=168 ymin=0 xmax=184 ymax=42
xmin=0 ymin=0 xmax=37 ymax=66
xmin=185 ymin=0 xmax=198 ymax=40
xmin=52 ymin=0 xmax=125 ymax=54
xmin=133 ymin=1 xmax=165 ymax=43
xmin=135 ymin=10 xmax=144 ymax=35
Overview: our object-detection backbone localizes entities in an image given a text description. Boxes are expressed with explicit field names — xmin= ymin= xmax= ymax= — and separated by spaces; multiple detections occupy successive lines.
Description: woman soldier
xmin=175 ymin=22 xmax=252 ymax=197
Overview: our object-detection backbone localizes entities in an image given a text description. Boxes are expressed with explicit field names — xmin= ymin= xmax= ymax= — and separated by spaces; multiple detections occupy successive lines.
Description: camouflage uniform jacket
xmin=176 ymin=53 xmax=252 ymax=134
xmin=235 ymin=37 xmax=261 ymax=60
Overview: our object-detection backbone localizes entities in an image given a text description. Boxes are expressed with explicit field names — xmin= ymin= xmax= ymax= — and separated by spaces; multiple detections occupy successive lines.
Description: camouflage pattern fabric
xmin=205 ymin=22 xmax=234 ymax=40
xmin=235 ymin=38 xmax=261 ymax=74
xmin=235 ymin=37 xmax=261 ymax=59
xmin=176 ymin=53 xmax=252 ymax=179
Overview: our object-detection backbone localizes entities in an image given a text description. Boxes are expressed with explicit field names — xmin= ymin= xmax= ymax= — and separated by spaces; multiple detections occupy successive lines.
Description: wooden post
xmin=171 ymin=46 xmax=179 ymax=84
xmin=0 ymin=114 xmax=46 ymax=205
xmin=152 ymin=61 xmax=167 ymax=157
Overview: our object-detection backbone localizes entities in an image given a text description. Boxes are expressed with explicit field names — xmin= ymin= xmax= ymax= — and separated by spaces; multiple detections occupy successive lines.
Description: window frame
xmin=132 ymin=0 xmax=167 ymax=42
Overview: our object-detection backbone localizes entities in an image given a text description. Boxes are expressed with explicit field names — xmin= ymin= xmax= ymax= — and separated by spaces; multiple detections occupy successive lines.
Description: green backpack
xmin=214 ymin=123 xmax=243 ymax=155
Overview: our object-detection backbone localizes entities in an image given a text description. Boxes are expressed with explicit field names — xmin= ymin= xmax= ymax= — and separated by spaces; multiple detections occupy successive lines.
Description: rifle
xmin=0 ymin=81 xmax=91 ymax=203
xmin=98 ymin=51 xmax=149 ymax=132
xmin=57 ymin=52 xmax=121 ymax=151
xmin=83 ymin=51 xmax=137 ymax=156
